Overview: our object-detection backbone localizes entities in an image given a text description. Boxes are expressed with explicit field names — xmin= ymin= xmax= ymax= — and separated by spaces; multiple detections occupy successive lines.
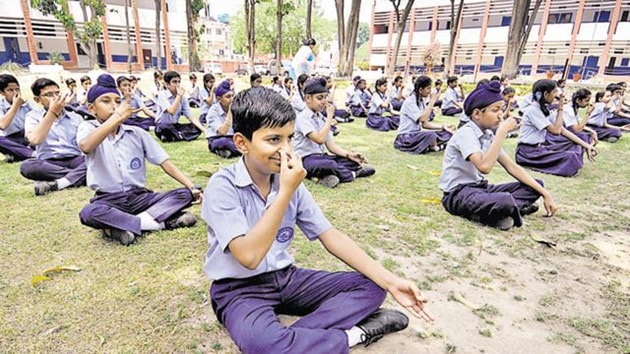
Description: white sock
xmin=138 ymin=212 xmax=165 ymax=231
xmin=345 ymin=326 xmax=365 ymax=347
xmin=55 ymin=177 xmax=71 ymax=190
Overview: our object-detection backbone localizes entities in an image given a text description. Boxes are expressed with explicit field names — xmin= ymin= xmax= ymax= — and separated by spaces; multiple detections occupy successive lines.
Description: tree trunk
xmin=276 ymin=0 xmax=283 ymax=74
xmin=444 ymin=0 xmax=464 ymax=76
xmin=245 ymin=0 xmax=256 ymax=74
xmin=339 ymin=0 xmax=361 ymax=76
xmin=78 ymin=1 xmax=97 ymax=68
xmin=502 ymin=0 xmax=542 ymax=78
xmin=334 ymin=0 xmax=345 ymax=75
xmin=124 ymin=0 xmax=132 ymax=73
xmin=186 ymin=0 xmax=197 ymax=71
xmin=306 ymin=0 xmax=313 ymax=40
xmin=386 ymin=0 xmax=414 ymax=77
xmin=155 ymin=0 xmax=162 ymax=69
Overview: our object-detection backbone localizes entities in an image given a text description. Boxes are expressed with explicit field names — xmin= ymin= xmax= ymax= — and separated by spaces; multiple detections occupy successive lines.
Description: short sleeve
xmin=401 ymin=99 xmax=422 ymax=122
xmin=76 ymin=120 xmax=98 ymax=149
xmin=201 ymin=175 xmax=251 ymax=252
xmin=138 ymin=128 xmax=169 ymax=165
xmin=24 ymin=110 xmax=42 ymax=135
xmin=456 ymin=128 xmax=483 ymax=161
xmin=528 ymin=109 xmax=552 ymax=130
xmin=296 ymin=114 xmax=318 ymax=138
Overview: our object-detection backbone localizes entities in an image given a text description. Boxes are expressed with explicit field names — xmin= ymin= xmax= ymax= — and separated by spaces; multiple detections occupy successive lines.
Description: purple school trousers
xmin=124 ymin=116 xmax=155 ymax=131
xmin=441 ymin=107 xmax=462 ymax=116
xmin=79 ymin=187 xmax=194 ymax=235
xmin=207 ymin=136 xmax=241 ymax=156
xmin=302 ymin=153 xmax=361 ymax=183
xmin=442 ymin=179 xmax=543 ymax=227
xmin=155 ymin=122 xmax=201 ymax=142
xmin=0 ymin=133 xmax=34 ymax=161
xmin=211 ymin=265 xmax=386 ymax=354
xmin=20 ymin=155 xmax=87 ymax=186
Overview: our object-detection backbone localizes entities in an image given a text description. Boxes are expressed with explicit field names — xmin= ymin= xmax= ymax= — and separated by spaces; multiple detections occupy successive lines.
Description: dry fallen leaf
xmin=31 ymin=274 xmax=51 ymax=287
xmin=42 ymin=265 xmax=82 ymax=276
xmin=406 ymin=164 xmax=419 ymax=170
xmin=428 ymin=170 xmax=441 ymax=176
xmin=420 ymin=197 xmax=442 ymax=204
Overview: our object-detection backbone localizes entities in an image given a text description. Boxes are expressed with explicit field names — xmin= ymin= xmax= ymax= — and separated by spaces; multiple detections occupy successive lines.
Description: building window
xmin=580 ymin=48 xmax=589 ymax=54
xmin=216 ymin=29 xmax=222 ymax=35
xmin=621 ymin=58 xmax=629 ymax=66
xmin=548 ymin=13 xmax=572 ymax=24
xmin=593 ymin=11 xmax=610 ymax=22
xmin=501 ymin=16 xmax=511 ymax=26
xmin=614 ymin=48 xmax=624 ymax=54
xmin=548 ymin=48 xmax=556 ymax=55
xmin=621 ymin=10 xmax=629 ymax=22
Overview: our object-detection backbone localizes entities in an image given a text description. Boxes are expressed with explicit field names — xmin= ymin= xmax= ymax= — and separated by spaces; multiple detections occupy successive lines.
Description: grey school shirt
xmin=201 ymin=158 xmax=332 ymax=280
xmin=76 ymin=120 xmax=169 ymax=193
xmin=0 ymin=98 xmax=36 ymax=137
xmin=293 ymin=106 xmax=330 ymax=157
xmin=205 ymin=103 xmax=232 ymax=138
xmin=156 ymin=89 xmax=192 ymax=125
xmin=517 ymin=101 xmax=553 ymax=145
xmin=398 ymin=94 xmax=425 ymax=135
xmin=587 ymin=102 xmax=610 ymax=127
xmin=439 ymin=122 xmax=505 ymax=193
xmin=24 ymin=108 xmax=82 ymax=160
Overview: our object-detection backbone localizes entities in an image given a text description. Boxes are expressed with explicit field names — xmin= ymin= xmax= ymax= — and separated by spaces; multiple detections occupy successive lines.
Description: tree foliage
xmin=357 ymin=22 xmax=370 ymax=48
xmin=230 ymin=0 xmax=335 ymax=57
xmin=32 ymin=0 xmax=105 ymax=68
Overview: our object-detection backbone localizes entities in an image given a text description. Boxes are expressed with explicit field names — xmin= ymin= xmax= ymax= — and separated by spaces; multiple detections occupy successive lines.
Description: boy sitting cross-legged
xmin=201 ymin=87 xmax=433 ymax=354
xmin=77 ymin=74 xmax=201 ymax=246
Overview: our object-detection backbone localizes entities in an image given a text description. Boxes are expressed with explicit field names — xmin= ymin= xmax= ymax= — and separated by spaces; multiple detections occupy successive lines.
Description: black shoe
xmin=165 ymin=211 xmax=197 ymax=230
xmin=521 ymin=203 xmax=539 ymax=216
xmin=332 ymin=128 xmax=341 ymax=136
xmin=34 ymin=181 xmax=58 ymax=196
xmin=101 ymin=228 xmax=135 ymax=246
xmin=316 ymin=175 xmax=340 ymax=188
xmin=356 ymin=165 xmax=375 ymax=178
xmin=357 ymin=308 xmax=409 ymax=347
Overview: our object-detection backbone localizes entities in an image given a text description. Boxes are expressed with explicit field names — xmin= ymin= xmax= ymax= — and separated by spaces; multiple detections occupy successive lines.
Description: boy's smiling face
xmin=236 ymin=121 xmax=296 ymax=176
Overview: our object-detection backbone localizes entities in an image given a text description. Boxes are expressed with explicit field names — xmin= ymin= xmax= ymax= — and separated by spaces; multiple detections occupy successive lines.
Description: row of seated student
xmin=2 ymin=71 xmax=629 ymax=352
xmin=2 ymin=73 xmax=433 ymax=352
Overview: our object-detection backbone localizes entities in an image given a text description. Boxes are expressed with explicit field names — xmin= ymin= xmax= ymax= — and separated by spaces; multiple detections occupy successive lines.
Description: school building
xmin=368 ymin=0 xmax=630 ymax=79
xmin=0 ymin=0 xmax=240 ymax=72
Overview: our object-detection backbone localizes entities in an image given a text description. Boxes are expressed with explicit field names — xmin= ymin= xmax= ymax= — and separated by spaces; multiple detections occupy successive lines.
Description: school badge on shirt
xmin=276 ymin=227 xmax=294 ymax=243
xmin=129 ymin=157 xmax=142 ymax=170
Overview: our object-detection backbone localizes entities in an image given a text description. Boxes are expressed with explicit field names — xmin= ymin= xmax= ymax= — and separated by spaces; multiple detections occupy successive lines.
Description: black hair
xmin=434 ymin=79 xmax=443 ymax=86
xmin=595 ymin=91 xmax=606 ymax=102
xmin=556 ymin=78 xmax=566 ymax=86
xmin=375 ymin=77 xmax=388 ymax=90
xmin=203 ymin=73 xmax=215 ymax=93
xmin=0 ymin=74 xmax=19 ymax=91
xmin=80 ymin=75 xmax=91 ymax=84
xmin=616 ymin=81 xmax=627 ymax=88
xmin=231 ymin=87 xmax=295 ymax=141
xmin=502 ymin=86 xmax=515 ymax=95
xmin=447 ymin=76 xmax=458 ymax=85
xmin=532 ymin=79 xmax=557 ymax=117
xmin=490 ymin=75 xmax=501 ymax=82
xmin=394 ymin=75 xmax=403 ymax=83
xmin=571 ymin=88 xmax=591 ymax=116
xmin=605 ymin=83 xmax=621 ymax=93
xmin=297 ymin=73 xmax=309 ymax=90
xmin=303 ymin=38 xmax=316 ymax=46
xmin=272 ymin=76 xmax=280 ymax=84
xmin=31 ymin=78 xmax=59 ymax=97
xmin=500 ymin=75 xmax=509 ymax=82
xmin=414 ymin=75 xmax=432 ymax=106
xmin=116 ymin=76 xmax=130 ymax=87
xmin=154 ymin=70 xmax=163 ymax=79
xmin=323 ymin=76 xmax=332 ymax=82
xmin=476 ymin=78 xmax=490 ymax=88
xmin=64 ymin=78 xmax=76 ymax=86
xmin=284 ymin=76 xmax=293 ymax=85
xmin=250 ymin=73 xmax=262 ymax=85
xmin=163 ymin=71 xmax=180 ymax=84
xmin=189 ymin=73 xmax=197 ymax=80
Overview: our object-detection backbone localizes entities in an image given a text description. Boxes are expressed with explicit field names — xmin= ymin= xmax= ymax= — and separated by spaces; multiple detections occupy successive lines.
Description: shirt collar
xmin=234 ymin=157 xmax=280 ymax=194
xmin=469 ymin=121 xmax=494 ymax=139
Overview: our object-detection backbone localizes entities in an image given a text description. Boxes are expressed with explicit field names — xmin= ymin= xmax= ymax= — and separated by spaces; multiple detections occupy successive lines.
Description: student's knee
xmin=79 ymin=203 xmax=110 ymax=226
xmin=19 ymin=159 xmax=41 ymax=179
xmin=238 ymin=324 xmax=295 ymax=354
xmin=172 ymin=187 xmax=195 ymax=204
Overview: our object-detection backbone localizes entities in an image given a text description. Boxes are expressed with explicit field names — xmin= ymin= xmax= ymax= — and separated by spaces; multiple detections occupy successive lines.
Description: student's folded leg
xmin=278 ymin=267 xmax=386 ymax=330
xmin=79 ymin=200 xmax=142 ymax=236
xmin=443 ymin=183 xmax=523 ymax=227
xmin=20 ymin=158 xmax=71 ymax=182
xmin=303 ymin=154 xmax=351 ymax=182
xmin=62 ymin=155 xmax=88 ymax=187
xmin=211 ymin=272 xmax=350 ymax=354
xmin=0 ymin=136 xmax=35 ymax=162
xmin=485 ymin=180 xmax=543 ymax=211
xmin=130 ymin=187 xmax=195 ymax=224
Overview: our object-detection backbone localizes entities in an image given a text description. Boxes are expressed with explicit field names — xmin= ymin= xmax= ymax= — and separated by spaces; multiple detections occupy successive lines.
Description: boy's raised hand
xmin=12 ymin=91 xmax=25 ymax=106
xmin=388 ymin=277 xmax=434 ymax=322
xmin=499 ymin=115 xmax=520 ymax=134
xmin=49 ymin=92 xmax=67 ymax=116
xmin=279 ymin=150 xmax=306 ymax=192
xmin=114 ymin=94 xmax=133 ymax=122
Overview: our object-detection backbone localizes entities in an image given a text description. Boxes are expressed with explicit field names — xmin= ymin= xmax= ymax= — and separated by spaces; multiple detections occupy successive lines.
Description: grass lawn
xmin=0 ymin=75 xmax=629 ymax=353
